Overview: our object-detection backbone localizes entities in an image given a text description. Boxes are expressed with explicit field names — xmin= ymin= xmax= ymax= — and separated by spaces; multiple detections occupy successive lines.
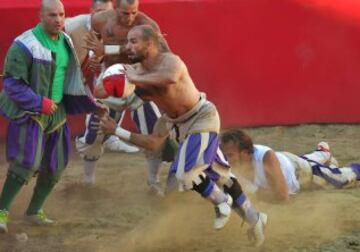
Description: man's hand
xmin=83 ymin=31 xmax=104 ymax=58
xmin=87 ymin=56 xmax=103 ymax=73
xmin=100 ymin=115 xmax=117 ymax=135
xmin=50 ymin=100 xmax=58 ymax=114
xmin=42 ymin=97 xmax=58 ymax=114
xmin=124 ymin=64 xmax=139 ymax=84
xmin=90 ymin=114 xmax=117 ymax=135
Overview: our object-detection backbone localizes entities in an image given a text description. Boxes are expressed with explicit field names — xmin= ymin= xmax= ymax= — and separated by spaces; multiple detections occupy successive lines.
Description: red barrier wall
xmin=1 ymin=0 xmax=360 ymax=138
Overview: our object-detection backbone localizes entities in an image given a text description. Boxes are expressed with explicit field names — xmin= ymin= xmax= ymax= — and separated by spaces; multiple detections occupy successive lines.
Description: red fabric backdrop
xmin=0 ymin=0 xmax=360 ymax=138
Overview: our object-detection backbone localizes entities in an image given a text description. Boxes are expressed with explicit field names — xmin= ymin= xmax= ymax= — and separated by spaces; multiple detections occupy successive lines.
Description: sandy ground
xmin=1 ymin=124 xmax=360 ymax=252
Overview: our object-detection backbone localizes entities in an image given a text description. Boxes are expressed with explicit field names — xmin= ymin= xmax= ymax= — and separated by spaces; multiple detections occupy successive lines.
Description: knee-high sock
xmin=146 ymin=158 xmax=162 ymax=184
xmin=224 ymin=177 xmax=259 ymax=225
xmin=205 ymin=183 xmax=229 ymax=205
xmin=26 ymin=173 xmax=57 ymax=215
xmin=84 ymin=160 xmax=97 ymax=184
xmin=0 ymin=172 xmax=25 ymax=211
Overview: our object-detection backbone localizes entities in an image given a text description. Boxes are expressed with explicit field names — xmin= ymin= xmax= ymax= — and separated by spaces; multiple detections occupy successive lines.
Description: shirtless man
xmin=88 ymin=0 xmax=169 ymax=66
xmin=77 ymin=0 xmax=170 ymax=191
xmin=220 ymin=129 xmax=360 ymax=203
xmin=95 ymin=25 xmax=267 ymax=247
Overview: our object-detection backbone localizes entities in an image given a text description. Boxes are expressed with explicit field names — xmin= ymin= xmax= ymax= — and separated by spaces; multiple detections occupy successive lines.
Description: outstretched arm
xmin=93 ymin=114 xmax=168 ymax=152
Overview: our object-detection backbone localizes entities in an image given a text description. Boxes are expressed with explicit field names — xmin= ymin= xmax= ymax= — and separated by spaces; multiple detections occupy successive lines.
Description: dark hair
xmin=221 ymin=129 xmax=254 ymax=154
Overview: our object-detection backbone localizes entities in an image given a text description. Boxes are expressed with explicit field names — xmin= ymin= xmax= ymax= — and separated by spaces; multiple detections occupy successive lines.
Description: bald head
xmin=41 ymin=0 xmax=64 ymax=14
xmin=40 ymin=0 xmax=65 ymax=39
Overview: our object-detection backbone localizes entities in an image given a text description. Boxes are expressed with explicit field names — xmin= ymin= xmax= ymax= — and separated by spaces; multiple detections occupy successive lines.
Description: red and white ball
xmin=101 ymin=64 xmax=135 ymax=98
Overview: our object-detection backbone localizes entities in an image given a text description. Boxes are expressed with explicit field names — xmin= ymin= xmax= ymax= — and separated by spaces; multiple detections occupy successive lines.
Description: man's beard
xmin=128 ymin=53 xmax=145 ymax=64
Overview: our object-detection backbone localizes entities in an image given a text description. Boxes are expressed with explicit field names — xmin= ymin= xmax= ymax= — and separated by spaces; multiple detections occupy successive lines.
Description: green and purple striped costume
xmin=0 ymin=24 xmax=96 ymax=181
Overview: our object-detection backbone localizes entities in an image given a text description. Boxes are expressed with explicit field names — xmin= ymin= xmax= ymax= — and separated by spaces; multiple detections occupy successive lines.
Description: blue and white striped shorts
xmin=166 ymin=98 xmax=231 ymax=189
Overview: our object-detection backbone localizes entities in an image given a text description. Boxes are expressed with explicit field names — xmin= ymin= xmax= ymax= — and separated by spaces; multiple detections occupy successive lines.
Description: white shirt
xmin=65 ymin=14 xmax=91 ymax=33
xmin=252 ymin=144 xmax=300 ymax=194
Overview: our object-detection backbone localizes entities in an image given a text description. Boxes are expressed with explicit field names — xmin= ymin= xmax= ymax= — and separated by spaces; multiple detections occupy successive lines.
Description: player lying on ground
xmin=220 ymin=129 xmax=360 ymax=203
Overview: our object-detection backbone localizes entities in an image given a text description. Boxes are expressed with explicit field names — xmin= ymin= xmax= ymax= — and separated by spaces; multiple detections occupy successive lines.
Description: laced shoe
xmin=247 ymin=212 xmax=267 ymax=247
xmin=214 ymin=195 xmax=233 ymax=230
xmin=25 ymin=209 xmax=55 ymax=226
xmin=0 ymin=209 xmax=9 ymax=233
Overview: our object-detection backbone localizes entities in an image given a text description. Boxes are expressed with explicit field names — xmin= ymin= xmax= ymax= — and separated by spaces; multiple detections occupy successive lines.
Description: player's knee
xmin=223 ymin=177 xmax=243 ymax=205
xmin=192 ymin=174 xmax=214 ymax=198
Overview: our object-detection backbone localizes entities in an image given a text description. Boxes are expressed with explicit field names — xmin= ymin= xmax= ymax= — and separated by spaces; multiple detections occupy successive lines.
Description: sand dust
xmin=0 ymin=124 xmax=360 ymax=252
